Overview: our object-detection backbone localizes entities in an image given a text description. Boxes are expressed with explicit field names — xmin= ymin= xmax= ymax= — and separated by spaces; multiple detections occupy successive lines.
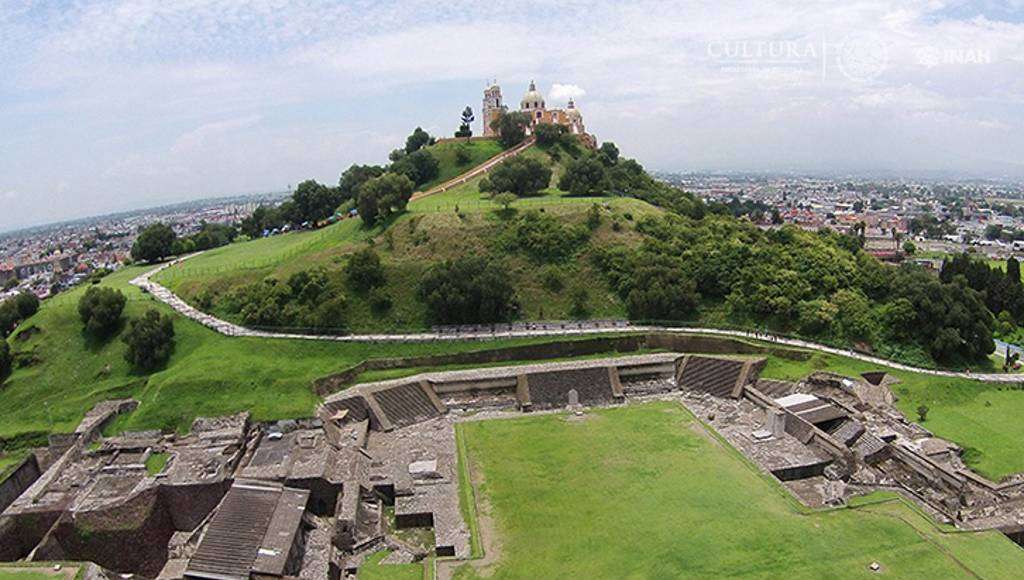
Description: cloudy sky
xmin=1 ymin=0 xmax=1023 ymax=231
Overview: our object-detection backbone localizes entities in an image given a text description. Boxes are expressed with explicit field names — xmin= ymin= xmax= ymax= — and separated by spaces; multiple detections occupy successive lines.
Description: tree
xmin=455 ymin=106 xmax=474 ymax=138
xmin=11 ymin=292 xmax=38 ymax=320
xmin=391 ymin=149 xmax=439 ymax=186
xmin=418 ymin=257 xmax=519 ymax=324
xmin=0 ymin=338 xmax=10 ymax=381
xmin=559 ymin=155 xmax=609 ymax=196
xmin=405 ymin=127 xmax=433 ymax=153
xmin=358 ymin=173 xmax=415 ymax=226
xmin=339 ymin=164 xmax=385 ymax=201
xmin=491 ymin=111 xmax=531 ymax=148
xmin=484 ymin=156 xmax=551 ymax=197
xmin=533 ymin=123 xmax=567 ymax=147
xmin=598 ymin=142 xmax=620 ymax=166
xmin=122 ymin=309 xmax=175 ymax=371
xmin=78 ymin=286 xmax=127 ymax=336
xmin=455 ymin=145 xmax=472 ymax=165
xmin=569 ymin=286 xmax=590 ymax=319
xmin=346 ymin=248 xmax=386 ymax=291
xmin=916 ymin=404 xmax=929 ymax=422
xmin=492 ymin=193 xmax=517 ymax=214
xmin=586 ymin=203 xmax=602 ymax=230
xmin=292 ymin=179 xmax=340 ymax=224
xmin=131 ymin=223 xmax=176 ymax=263
xmin=1008 ymin=257 xmax=1022 ymax=285
xmin=902 ymin=240 xmax=917 ymax=255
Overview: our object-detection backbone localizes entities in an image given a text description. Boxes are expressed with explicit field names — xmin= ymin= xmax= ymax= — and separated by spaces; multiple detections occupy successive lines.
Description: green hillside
xmin=157 ymin=144 xmax=660 ymax=332
xmin=418 ymin=138 xmax=503 ymax=190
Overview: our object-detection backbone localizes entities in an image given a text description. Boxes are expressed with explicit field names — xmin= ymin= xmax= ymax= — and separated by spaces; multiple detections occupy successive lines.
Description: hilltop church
xmin=481 ymin=80 xmax=597 ymax=149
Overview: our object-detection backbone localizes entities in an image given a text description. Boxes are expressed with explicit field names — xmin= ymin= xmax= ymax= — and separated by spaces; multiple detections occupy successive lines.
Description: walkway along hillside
xmin=131 ymin=256 xmax=1023 ymax=383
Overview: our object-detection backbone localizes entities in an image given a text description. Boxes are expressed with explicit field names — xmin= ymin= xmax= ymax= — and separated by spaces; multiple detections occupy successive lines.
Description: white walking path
xmin=410 ymin=138 xmax=536 ymax=201
xmin=131 ymin=256 xmax=1022 ymax=383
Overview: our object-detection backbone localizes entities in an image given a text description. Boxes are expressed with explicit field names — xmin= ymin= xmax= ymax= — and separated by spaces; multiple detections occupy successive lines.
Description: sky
xmin=1 ymin=1 xmax=1023 ymax=231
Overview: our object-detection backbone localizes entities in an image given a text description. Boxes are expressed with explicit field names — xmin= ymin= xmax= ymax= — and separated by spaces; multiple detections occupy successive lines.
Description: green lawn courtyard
xmin=453 ymin=402 xmax=1024 ymax=579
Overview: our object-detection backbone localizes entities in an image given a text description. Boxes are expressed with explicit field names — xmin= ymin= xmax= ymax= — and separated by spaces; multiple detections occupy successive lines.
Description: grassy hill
xmin=156 ymin=144 xmax=660 ymax=332
xmin=418 ymin=138 xmax=503 ymax=191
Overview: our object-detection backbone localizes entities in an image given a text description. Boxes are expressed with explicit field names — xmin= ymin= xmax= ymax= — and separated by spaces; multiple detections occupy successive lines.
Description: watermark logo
xmin=836 ymin=33 xmax=889 ymax=82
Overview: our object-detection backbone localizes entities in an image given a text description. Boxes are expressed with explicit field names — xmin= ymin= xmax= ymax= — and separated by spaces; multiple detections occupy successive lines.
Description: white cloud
xmin=548 ymin=83 xmax=587 ymax=102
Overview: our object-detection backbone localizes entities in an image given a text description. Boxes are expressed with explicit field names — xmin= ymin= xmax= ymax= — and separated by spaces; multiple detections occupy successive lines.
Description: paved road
xmin=132 ymin=256 xmax=1024 ymax=383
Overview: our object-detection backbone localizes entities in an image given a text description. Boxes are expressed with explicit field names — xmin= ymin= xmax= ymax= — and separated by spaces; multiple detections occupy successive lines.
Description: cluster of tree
xmin=909 ymin=214 xmax=956 ymax=239
xmin=706 ymin=197 xmax=775 ymax=222
xmin=132 ymin=221 xmax=237 ymax=263
xmin=418 ymin=257 xmax=519 ymax=324
xmin=0 ymin=292 xmax=39 ymax=338
xmin=595 ymin=215 xmax=995 ymax=365
xmin=123 ymin=309 xmax=175 ymax=371
xmin=479 ymin=157 xmax=551 ymax=197
xmin=940 ymin=254 xmax=1024 ymax=325
xmin=983 ymin=224 xmax=1024 ymax=243
xmin=222 ymin=268 xmax=348 ymax=332
xmin=78 ymin=287 xmax=127 ymax=336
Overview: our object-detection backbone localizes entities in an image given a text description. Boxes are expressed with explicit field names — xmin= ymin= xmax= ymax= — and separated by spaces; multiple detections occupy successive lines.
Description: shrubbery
xmin=122 ymin=309 xmax=175 ymax=371
xmin=479 ymin=156 xmax=551 ymax=197
xmin=345 ymin=248 xmax=386 ymax=292
xmin=0 ymin=339 xmax=11 ymax=381
xmin=0 ymin=292 xmax=39 ymax=338
xmin=224 ymin=268 xmax=347 ymax=332
xmin=418 ymin=257 xmax=519 ymax=324
xmin=78 ymin=287 xmax=127 ymax=336
xmin=496 ymin=211 xmax=588 ymax=262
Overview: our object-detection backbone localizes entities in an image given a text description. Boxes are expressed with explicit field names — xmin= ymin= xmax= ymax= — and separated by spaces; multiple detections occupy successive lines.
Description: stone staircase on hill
xmin=410 ymin=137 xmax=536 ymax=201
xmin=676 ymin=355 xmax=765 ymax=399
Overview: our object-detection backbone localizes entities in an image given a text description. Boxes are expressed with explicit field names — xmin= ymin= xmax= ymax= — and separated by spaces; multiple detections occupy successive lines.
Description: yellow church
xmin=481 ymin=80 xmax=596 ymax=148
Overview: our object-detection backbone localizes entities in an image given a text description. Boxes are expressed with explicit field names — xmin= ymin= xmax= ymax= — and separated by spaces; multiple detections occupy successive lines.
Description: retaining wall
xmin=0 ymin=454 xmax=41 ymax=514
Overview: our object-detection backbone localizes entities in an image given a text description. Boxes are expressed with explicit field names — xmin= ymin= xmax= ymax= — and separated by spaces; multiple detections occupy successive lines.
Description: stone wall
xmin=523 ymin=367 xmax=616 ymax=410
xmin=0 ymin=454 xmax=40 ymax=514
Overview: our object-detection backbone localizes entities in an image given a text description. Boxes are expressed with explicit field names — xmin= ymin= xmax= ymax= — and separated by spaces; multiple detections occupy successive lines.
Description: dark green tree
xmin=1008 ymin=257 xmax=1021 ymax=285
xmin=483 ymin=156 xmax=551 ymax=196
xmin=0 ymin=338 xmax=10 ymax=381
xmin=533 ymin=123 xmax=567 ymax=147
xmin=391 ymin=149 xmax=439 ymax=186
xmin=345 ymin=248 xmax=386 ymax=291
xmin=455 ymin=106 xmax=475 ymax=138
xmin=131 ymin=223 xmax=177 ymax=263
xmin=292 ymin=179 xmax=340 ymax=223
xmin=122 ymin=309 xmax=175 ymax=371
xmin=418 ymin=257 xmax=519 ymax=324
xmin=78 ymin=286 xmax=127 ymax=336
xmin=405 ymin=127 xmax=433 ymax=153
xmin=559 ymin=155 xmax=609 ymax=196
xmin=598 ymin=142 xmax=620 ymax=166
xmin=338 ymin=164 xmax=385 ymax=201
xmin=12 ymin=292 xmax=38 ymax=320
xmin=491 ymin=111 xmax=531 ymax=148
xmin=358 ymin=173 xmax=415 ymax=226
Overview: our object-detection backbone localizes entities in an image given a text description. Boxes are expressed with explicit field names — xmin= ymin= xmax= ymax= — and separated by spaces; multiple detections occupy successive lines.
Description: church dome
xmin=520 ymin=80 xmax=545 ymax=110
xmin=565 ymin=98 xmax=581 ymax=118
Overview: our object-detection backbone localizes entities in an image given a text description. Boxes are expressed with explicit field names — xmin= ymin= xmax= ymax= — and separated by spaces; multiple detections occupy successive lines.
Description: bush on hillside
xmin=405 ymin=127 xmax=433 ymax=153
xmin=533 ymin=123 xmax=568 ymax=147
xmin=496 ymin=211 xmax=589 ymax=263
xmin=123 ymin=309 xmax=175 ymax=372
xmin=224 ymin=269 xmax=347 ymax=332
xmin=346 ymin=248 xmax=386 ymax=292
xmin=418 ymin=257 xmax=519 ymax=324
xmin=78 ymin=287 xmax=127 ymax=336
xmin=480 ymin=156 xmax=551 ymax=197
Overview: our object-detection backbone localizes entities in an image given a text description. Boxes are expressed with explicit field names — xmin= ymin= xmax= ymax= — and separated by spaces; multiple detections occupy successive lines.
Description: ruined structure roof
xmin=185 ymin=480 xmax=308 ymax=580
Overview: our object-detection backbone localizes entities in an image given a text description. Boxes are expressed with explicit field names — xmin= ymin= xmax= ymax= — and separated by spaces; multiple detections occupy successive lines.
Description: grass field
xmin=454 ymin=403 xmax=1024 ymax=579
xmin=0 ymin=266 xmax=613 ymax=443
xmin=417 ymin=139 xmax=504 ymax=191
xmin=356 ymin=551 xmax=424 ymax=580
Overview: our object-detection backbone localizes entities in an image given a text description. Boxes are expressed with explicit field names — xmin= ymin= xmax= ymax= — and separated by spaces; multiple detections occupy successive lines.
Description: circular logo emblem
xmin=837 ymin=33 xmax=889 ymax=82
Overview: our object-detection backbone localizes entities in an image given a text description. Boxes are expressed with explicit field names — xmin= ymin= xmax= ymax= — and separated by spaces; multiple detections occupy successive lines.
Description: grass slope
xmin=0 ymin=266 xmax=604 ymax=442
xmin=156 ymin=146 xmax=660 ymax=331
xmin=418 ymin=139 xmax=503 ymax=191
xmin=356 ymin=551 xmax=424 ymax=580
xmin=455 ymin=403 xmax=1024 ymax=579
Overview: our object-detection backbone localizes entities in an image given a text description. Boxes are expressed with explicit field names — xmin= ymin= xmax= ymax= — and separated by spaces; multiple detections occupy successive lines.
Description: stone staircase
xmin=676 ymin=356 xmax=765 ymax=399
xmin=371 ymin=383 xmax=443 ymax=429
